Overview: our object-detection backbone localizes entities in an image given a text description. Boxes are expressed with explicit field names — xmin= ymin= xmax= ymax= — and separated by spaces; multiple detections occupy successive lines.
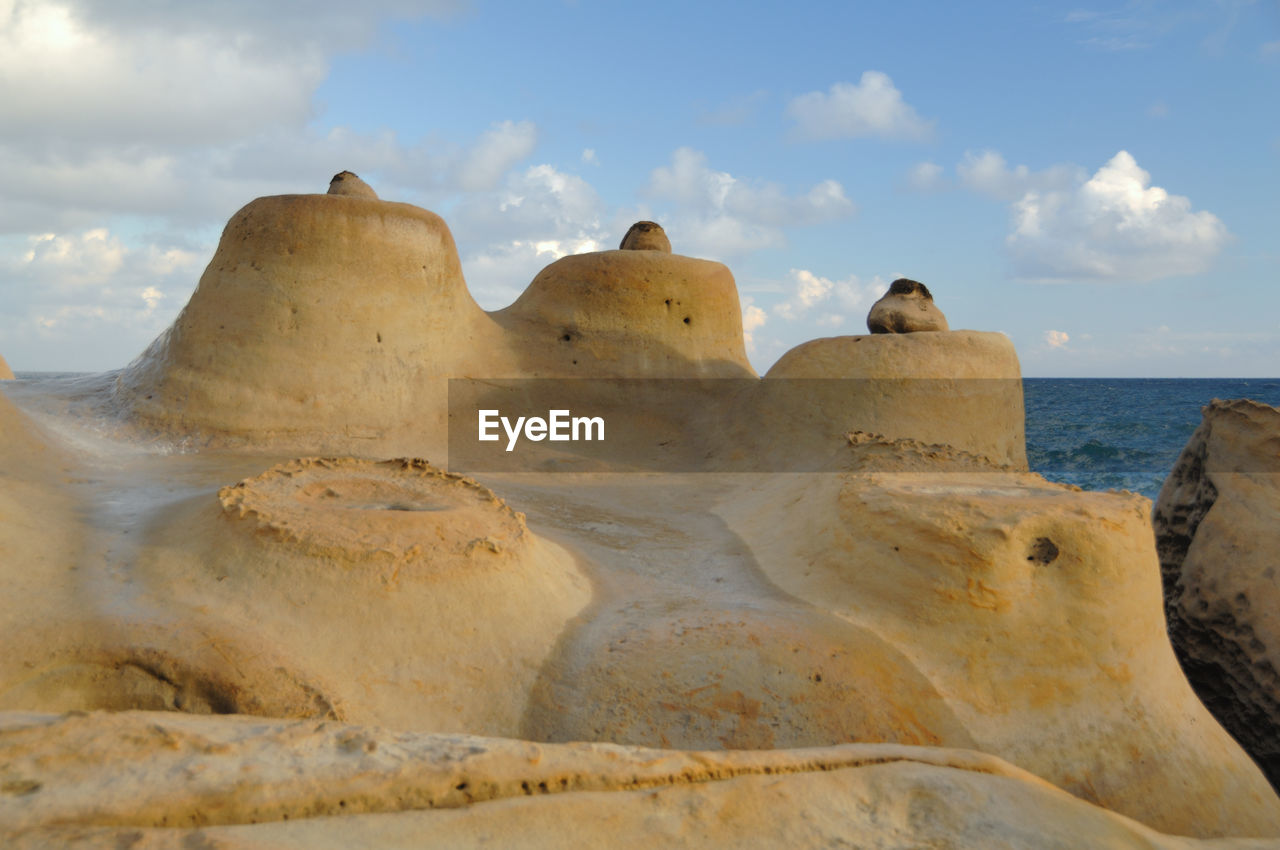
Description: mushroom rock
xmin=716 ymin=468 xmax=1280 ymax=838
xmin=4 ymin=711 xmax=1270 ymax=850
xmin=0 ymin=353 xmax=13 ymax=379
xmin=492 ymin=249 xmax=756 ymax=378
xmin=1154 ymin=398 xmax=1280 ymax=791
xmin=761 ymin=331 xmax=1027 ymax=469
xmin=326 ymin=169 xmax=379 ymax=200
xmin=867 ymin=278 xmax=949 ymax=334
xmin=113 ymin=179 xmax=502 ymax=453
xmin=128 ymin=458 xmax=591 ymax=733
xmin=618 ymin=220 xmax=672 ymax=253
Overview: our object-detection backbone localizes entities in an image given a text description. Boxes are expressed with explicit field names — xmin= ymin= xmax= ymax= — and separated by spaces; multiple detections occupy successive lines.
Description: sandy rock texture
xmin=866 ymin=278 xmax=949 ymax=333
xmin=491 ymin=248 xmax=754 ymax=378
xmin=112 ymin=187 xmax=505 ymax=455
xmin=762 ymin=330 xmax=1027 ymax=469
xmin=327 ymin=169 xmax=378 ymax=199
xmin=1154 ymin=398 xmax=1280 ymax=790
xmin=0 ymin=353 xmax=13 ymax=379
xmin=715 ymin=440 xmax=1280 ymax=838
xmin=3 ymin=175 xmax=1279 ymax=846
xmin=3 ymin=711 xmax=1277 ymax=850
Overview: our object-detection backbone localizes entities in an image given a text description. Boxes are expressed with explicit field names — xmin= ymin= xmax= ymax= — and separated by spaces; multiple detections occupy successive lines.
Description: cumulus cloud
xmin=0 ymin=226 xmax=204 ymax=368
xmin=644 ymin=148 xmax=854 ymax=260
xmin=1005 ymin=151 xmax=1229 ymax=281
xmin=772 ymin=269 xmax=887 ymax=324
xmin=787 ymin=72 xmax=933 ymax=141
xmin=453 ymin=121 xmax=539 ymax=192
xmin=1045 ymin=329 xmax=1070 ymax=348
xmin=957 ymin=150 xmax=1084 ymax=202
xmin=451 ymin=163 xmax=607 ymax=307
xmin=741 ymin=297 xmax=768 ymax=352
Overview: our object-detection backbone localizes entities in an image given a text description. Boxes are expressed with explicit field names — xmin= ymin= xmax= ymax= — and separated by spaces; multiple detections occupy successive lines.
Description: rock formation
xmin=3 ymin=174 xmax=1279 ymax=846
xmin=0 ymin=353 xmax=13 ymax=379
xmin=490 ymin=248 xmax=754 ymax=379
xmin=761 ymin=331 xmax=1026 ymax=468
xmin=618 ymin=220 xmax=672 ymax=253
xmin=5 ymin=711 xmax=1275 ymax=849
xmin=1154 ymin=398 xmax=1280 ymax=791
xmin=866 ymin=277 xmax=949 ymax=333
xmin=327 ymin=169 xmax=379 ymax=199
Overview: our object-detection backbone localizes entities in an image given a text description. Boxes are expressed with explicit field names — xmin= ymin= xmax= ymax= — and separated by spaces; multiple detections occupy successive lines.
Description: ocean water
xmin=1023 ymin=378 xmax=1280 ymax=501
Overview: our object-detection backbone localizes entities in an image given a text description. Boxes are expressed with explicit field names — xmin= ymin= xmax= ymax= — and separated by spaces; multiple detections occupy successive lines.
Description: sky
xmin=1 ymin=0 xmax=1277 ymax=376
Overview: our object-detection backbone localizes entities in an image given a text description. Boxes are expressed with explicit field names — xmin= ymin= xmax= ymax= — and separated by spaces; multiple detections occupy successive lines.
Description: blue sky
xmin=1 ymin=0 xmax=1277 ymax=375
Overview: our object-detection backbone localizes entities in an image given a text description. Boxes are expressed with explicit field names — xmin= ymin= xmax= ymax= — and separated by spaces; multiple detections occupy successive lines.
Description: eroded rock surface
xmin=2 ymin=175 xmax=1278 ymax=846
xmin=866 ymin=278 xmax=949 ymax=334
xmin=3 ymin=711 xmax=1276 ymax=850
xmin=1155 ymin=398 xmax=1280 ymax=790
xmin=717 ymin=455 xmax=1280 ymax=837
xmin=618 ymin=220 xmax=672 ymax=253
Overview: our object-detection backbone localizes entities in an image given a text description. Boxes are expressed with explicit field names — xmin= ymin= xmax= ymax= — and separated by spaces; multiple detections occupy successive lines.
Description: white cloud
xmin=581 ymin=148 xmax=599 ymax=165
xmin=772 ymin=269 xmax=886 ymax=323
xmin=741 ymin=297 xmax=768 ymax=352
xmin=0 ymin=226 xmax=205 ymax=368
xmin=451 ymin=164 xmax=607 ymax=308
xmin=643 ymin=148 xmax=854 ymax=260
xmin=1005 ymin=151 xmax=1229 ymax=281
xmin=787 ymin=72 xmax=933 ymax=141
xmin=453 ymin=121 xmax=538 ymax=192
xmin=1045 ymin=329 xmax=1070 ymax=348
xmin=957 ymin=150 xmax=1084 ymax=202
xmin=906 ymin=161 xmax=946 ymax=192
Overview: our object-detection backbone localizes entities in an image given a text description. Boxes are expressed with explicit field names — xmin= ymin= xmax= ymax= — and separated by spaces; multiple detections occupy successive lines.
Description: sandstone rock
xmin=112 ymin=191 xmax=503 ymax=455
xmin=618 ymin=220 xmax=672 ymax=253
xmin=3 ymin=176 xmax=1277 ymax=848
xmin=717 ymin=469 xmax=1280 ymax=838
xmin=1154 ymin=398 xmax=1280 ymax=791
xmin=326 ymin=169 xmax=378 ymax=199
xmin=0 ymin=353 xmax=13 ymax=379
xmin=491 ymin=249 xmax=755 ymax=378
xmin=867 ymin=278 xmax=949 ymax=333
xmin=3 ymin=710 xmax=1275 ymax=850
xmin=760 ymin=331 xmax=1027 ymax=469
xmin=121 ymin=457 xmax=591 ymax=733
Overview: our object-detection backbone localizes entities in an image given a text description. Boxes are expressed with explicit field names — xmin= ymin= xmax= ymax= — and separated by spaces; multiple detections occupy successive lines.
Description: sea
xmin=10 ymin=373 xmax=1280 ymax=502
xmin=1023 ymin=378 xmax=1280 ymax=501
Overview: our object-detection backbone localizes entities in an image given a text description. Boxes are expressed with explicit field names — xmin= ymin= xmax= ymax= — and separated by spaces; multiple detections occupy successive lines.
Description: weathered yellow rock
xmin=618 ymin=220 xmax=672 ymax=253
xmin=326 ymin=169 xmax=378 ymax=199
xmin=126 ymin=458 xmax=592 ymax=733
xmin=113 ymin=190 xmax=504 ymax=453
xmin=1155 ymin=398 xmax=1280 ymax=790
xmin=2 ymin=710 xmax=1274 ymax=850
xmin=866 ymin=278 xmax=949 ymax=333
xmin=0 ymin=353 xmax=13 ymax=380
xmin=763 ymin=331 xmax=1028 ymax=468
xmin=492 ymin=249 xmax=756 ymax=378
xmin=717 ymin=465 xmax=1280 ymax=837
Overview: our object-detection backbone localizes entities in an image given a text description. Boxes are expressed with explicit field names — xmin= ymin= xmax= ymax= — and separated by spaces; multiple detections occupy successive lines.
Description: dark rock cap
xmin=619 ymin=221 xmax=672 ymax=253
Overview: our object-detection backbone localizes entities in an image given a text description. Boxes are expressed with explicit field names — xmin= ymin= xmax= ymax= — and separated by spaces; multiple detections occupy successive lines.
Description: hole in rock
xmin=561 ymin=333 xmax=572 ymax=342
xmin=1027 ymin=537 xmax=1060 ymax=565
xmin=683 ymin=316 xmax=691 ymax=325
